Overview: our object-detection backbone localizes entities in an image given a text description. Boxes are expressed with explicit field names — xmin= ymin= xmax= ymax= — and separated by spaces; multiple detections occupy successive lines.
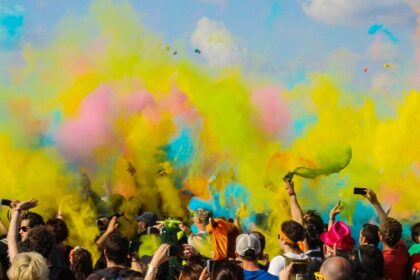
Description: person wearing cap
xmin=268 ymin=220 xmax=308 ymax=276
xmin=320 ymin=221 xmax=355 ymax=259
xmin=135 ymin=211 xmax=158 ymax=235
xmin=235 ymin=234 xmax=278 ymax=280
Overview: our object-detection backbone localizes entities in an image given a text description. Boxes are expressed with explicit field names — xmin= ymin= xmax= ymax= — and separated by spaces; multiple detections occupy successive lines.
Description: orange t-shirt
xmin=206 ymin=219 xmax=240 ymax=260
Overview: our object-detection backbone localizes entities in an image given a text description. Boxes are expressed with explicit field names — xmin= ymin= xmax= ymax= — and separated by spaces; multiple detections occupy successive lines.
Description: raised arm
xmin=362 ymin=188 xmax=387 ymax=224
xmin=7 ymin=199 xmax=38 ymax=261
xmin=328 ymin=202 xmax=342 ymax=230
xmin=285 ymin=179 xmax=304 ymax=225
xmin=95 ymin=216 xmax=119 ymax=250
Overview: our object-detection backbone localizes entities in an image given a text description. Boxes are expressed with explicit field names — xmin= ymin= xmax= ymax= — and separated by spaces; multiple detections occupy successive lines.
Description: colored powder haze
xmin=0 ymin=1 xmax=419 ymax=257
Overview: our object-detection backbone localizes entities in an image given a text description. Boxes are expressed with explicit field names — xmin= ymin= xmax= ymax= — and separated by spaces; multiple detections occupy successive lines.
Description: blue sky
xmin=1 ymin=0 xmax=419 ymax=85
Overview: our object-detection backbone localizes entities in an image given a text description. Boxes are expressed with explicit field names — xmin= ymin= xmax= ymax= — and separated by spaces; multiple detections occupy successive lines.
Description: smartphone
xmin=206 ymin=259 xmax=215 ymax=274
xmin=129 ymin=241 xmax=140 ymax=254
xmin=0 ymin=199 xmax=12 ymax=207
xmin=147 ymin=227 xmax=161 ymax=235
xmin=167 ymin=245 xmax=182 ymax=257
xmin=353 ymin=188 xmax=367 ymax=195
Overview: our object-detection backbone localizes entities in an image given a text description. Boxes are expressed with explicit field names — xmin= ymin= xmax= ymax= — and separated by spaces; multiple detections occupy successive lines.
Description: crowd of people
xmin=0 ymin=177 xmax=419 ymax=280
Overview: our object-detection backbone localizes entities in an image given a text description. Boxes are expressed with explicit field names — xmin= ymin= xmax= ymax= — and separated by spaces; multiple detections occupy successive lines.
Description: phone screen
xmin=353 ymin=188 xmax=367 ymax=195
xmin=167 ymin=245 xmax=182 ymax=257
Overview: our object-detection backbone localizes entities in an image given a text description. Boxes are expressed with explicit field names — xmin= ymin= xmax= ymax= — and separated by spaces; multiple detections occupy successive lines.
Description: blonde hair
xmin=7 ymin=252 xmax=49 ymax=280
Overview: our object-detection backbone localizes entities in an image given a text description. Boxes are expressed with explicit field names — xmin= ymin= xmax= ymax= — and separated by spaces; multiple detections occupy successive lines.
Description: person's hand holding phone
xmin=363 ymin=188 xmax=379 ymax=204
xmin=150 ymin=244 xmax=170 ymax=268
xmin=105 ymin=216 xmax=119 ymax=234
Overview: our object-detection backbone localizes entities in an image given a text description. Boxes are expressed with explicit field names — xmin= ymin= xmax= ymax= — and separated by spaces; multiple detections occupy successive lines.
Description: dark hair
xmin=304 ymin=223 xmax=323 ymax=250
xmin=303 ymin=210 xmax=325 ymax=250
xmin=210 ymin=260 xmax=244 ymax=280
xmin=411 ymin=222 xmax=420 ymax=243
xmin=379 ymin=217 xmax=402 ymax=247
xmin=46 ymin=218 xmax=69 ymax=243
xmin=24 ymin=225 xmax=56 ymax=259
xmin=104 ymin=232 xmax=129 ymax=265
xmin=21 ymin=212 xmax=45 ymax=228
xmin=71 ymin=248 xmax=93 ymax=280
xmin=281 ymin=220 xmax=305 ymax=244
xmin=351 ymin=245 xmax=384 ymax=280
xmin=361 ymin=224 xmax=379 ymax=247
xmin=303 ymin=210 xmax=325 ymax=234
xmin=250 ymin=231 xmax=265 ymax=259
xmin=179 ymin=262 xmax=205 ymax=280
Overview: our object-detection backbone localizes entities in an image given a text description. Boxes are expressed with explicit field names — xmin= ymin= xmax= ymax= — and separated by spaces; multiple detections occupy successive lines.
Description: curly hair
xmin=70 ymin=248 xmax=93 ymax=280
xmin=379 ymin=217 xmax=402 ymax=247
xmin=24 ymin=225 xmax=56 ymax=259
xmin=46 ymin=218 xmax=69 ymax=243
xmin=7 ymin=252 xmax=48 ymax=280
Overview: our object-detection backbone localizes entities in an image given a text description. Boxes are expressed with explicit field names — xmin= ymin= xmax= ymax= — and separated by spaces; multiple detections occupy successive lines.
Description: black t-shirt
xmin=85 ymin=267 xmax=143 ymax=280
xmin=49 ymin=265 xmax=75 ymax=280
xmin=0 ymin=238 xmax=10 ymax=280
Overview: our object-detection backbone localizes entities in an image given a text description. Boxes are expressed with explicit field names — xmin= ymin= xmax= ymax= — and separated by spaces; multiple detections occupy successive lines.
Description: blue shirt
xmin=243 ymin=269 xmax=279 ymax=280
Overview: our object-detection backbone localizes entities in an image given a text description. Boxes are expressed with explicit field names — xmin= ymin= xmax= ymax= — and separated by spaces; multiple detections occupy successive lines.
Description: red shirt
xmin=383 ymin=241 xmax=410 ymax=280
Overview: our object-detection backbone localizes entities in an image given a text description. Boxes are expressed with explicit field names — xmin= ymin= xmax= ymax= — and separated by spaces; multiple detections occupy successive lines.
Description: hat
xmin=320 ymin=221 xmax=355 ymax=251
xmin=236 ymin=233 xmax=261 ymax=257
xmin=135 ymin=212 xmax=158 ymax=227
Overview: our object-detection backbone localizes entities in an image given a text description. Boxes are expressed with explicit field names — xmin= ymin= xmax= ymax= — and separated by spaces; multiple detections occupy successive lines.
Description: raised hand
xmin=150 ymin=243 xmax=170 ymax=268
xmin=329 ymin=201 xmax=343 ymax=220
xmin=362 ymin=188 xmax=379 ymax=204
xmin=16 ymin=199 xmax=38 ymax=211
xmin=105 ymin=216 xmax=119 ymax=234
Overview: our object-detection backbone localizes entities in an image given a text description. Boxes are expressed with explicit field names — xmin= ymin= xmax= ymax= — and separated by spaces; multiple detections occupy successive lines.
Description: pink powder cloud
xmin=251 ymin=87 xmax=290 ymax=138
xmin=55 ymin=85 xmax=115 ymax=162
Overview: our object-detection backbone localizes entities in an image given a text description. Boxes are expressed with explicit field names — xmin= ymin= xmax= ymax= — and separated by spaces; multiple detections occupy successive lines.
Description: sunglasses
xmin=19 ymin=226 xmax=31 ymax=233
xmin=314 ymin=272 xmax=327 ymax=280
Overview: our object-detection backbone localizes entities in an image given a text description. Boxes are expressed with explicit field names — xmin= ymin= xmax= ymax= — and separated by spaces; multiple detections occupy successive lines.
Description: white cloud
xmin=191 ymin=17 xmax=243 ymax=67
xmin=300 ymin=0 xmax=416 ymax=25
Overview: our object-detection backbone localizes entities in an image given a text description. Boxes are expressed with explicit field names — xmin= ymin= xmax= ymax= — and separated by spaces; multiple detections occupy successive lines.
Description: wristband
xmin=15 ymin=208 xmax=22 ymax=212
xmin=288 ymin=190 xmax=296 ymax=196
xmin=146 ymin=265 xmax=158 ymax=278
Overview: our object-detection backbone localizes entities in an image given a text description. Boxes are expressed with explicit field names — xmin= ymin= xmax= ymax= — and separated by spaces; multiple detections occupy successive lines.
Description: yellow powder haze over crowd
xmin=0 ymin=0 xmax=419 ymax=258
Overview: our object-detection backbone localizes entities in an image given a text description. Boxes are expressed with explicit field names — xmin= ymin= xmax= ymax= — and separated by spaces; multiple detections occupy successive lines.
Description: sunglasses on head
xmin=19 ymin=226 xmax=30 ymax=233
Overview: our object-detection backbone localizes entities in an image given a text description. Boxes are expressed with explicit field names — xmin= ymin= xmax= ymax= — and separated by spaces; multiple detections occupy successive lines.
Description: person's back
xmin=380 ymin=218 xmax=410 ymax=280
xmin=243 ymin=269 xmax=277 ymax=280
xmin=87 ymin=266 xmax=142 ymax=280
xmin=86 ymin=232 xmax=142 ymax=280
xmin=383 ymin=240 xmax=410 ymax=280
xmin=235 ymin=234 xmax=277 ymax=280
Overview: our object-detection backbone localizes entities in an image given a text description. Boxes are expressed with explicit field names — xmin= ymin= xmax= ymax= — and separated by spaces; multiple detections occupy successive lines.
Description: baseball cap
xmin=235 ymin=233 xmax=261 ymax=257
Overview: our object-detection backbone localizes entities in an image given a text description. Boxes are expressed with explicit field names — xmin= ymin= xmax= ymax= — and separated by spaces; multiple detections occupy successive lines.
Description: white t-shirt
xmin=268 ymin=252 xmax=308 ymax=276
